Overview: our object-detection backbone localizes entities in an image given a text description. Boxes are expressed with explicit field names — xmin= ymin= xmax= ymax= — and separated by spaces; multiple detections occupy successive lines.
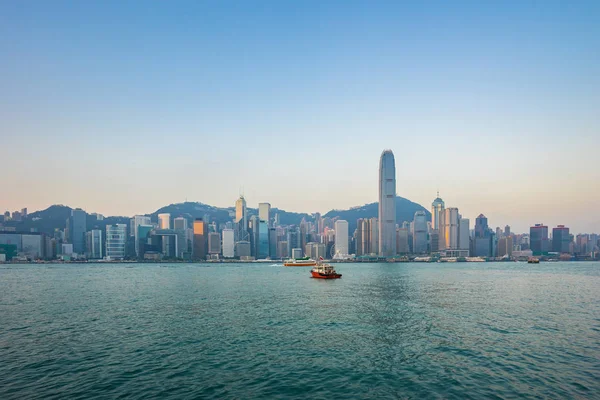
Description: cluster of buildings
xmin=1 ymin=150 xmax=598 ymax=262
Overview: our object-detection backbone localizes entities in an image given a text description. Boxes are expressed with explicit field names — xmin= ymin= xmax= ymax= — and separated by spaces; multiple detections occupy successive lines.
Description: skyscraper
xmin=193 ymin=218 xmax=208 ymax=260
xmin=158 ymin=213 xmax=171 ymax=230
xmin=378 ymin=150 xmax=396 ymax=256
xmin=106 ymin=224 xmax=127 ymax=260
xmin=439 ymin=208 xmax=459 ymax=250
xmin=412 ymin=211 xmax=428 ymax=254
xmin=334 ymin=220 xmax=349 ymax=257
xmin=552 ymin=225 xmax=570 ymax=253
xmin=258 ymin=220 xmax=269 ymax=258
xmin=530 ymin=224 xmax=549 ymax=255
xmin=208 ymin=232 xmax=221 ymax=255
xmin=132 ymin=215 xmax=152 ymax=256
xmin=431 ymin=193 xmax=445 ymax=231
xmin=258 ymin=203 xmax=271 ymax=227
xmin=85 ymin=229 xmax=103 ymax=259
xmin=68 ymin=208 xmax=87 ymax=254
xmin=222 ymin=229 xmax=235 ymax=258
xmin=235 ymin=196 xmax=248 ymax=241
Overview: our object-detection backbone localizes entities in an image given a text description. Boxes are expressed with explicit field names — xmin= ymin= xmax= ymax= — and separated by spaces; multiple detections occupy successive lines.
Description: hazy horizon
xmin=2 ymin=1 xmax=599 ymax=233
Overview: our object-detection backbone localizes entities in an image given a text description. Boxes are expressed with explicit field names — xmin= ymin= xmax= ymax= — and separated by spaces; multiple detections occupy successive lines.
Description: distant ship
xmin=283 ymin=257 xmax=317 ymax=267
xmin=311 ymin=258 xmax=342 ymax=279
xmin=528 ymin=257 xmax=540 ymax=264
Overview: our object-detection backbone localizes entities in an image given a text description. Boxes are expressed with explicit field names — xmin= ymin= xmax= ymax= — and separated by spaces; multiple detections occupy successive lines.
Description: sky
xmin=1 ymin=1 xmax=599 ymax=233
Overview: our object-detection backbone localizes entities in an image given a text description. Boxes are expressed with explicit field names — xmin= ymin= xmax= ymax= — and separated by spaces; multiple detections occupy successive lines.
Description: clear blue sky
xmin=1 ymin=1 xmax=599 ymax=233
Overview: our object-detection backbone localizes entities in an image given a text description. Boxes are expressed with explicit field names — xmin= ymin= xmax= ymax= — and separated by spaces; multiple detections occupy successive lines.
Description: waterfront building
xmin=106 ymin=224 xmax=127 ymax=259
xmin=412 ymin=211 xmax=428 ymax=254
xmin=431 ymin=193 xmax=445 ymax=231
xmin=378 ymin=150 xmax=396 ymax=256
xmin=249 ymin=215 xmax=260 ymax=257
xmin=552 ymin=225 xmax=571 ymax=253
xmin=277 ymin=240 xmax=288 ymax=259
xmin=498 ymin=236 xmax=513 ymax=257
xmin=459 ymin=218 xmax=470 ymax=253
xmin=235 ymin=196 xmax=249 ymax=241
xmin=334 ymin=220 xmax=349 ymax=257
xmin=86 ymin=229 xmax=103 ymax=259
xmin=370 ymin=217 xmax=379 ymax=255
xmin=258 ymin=203 xmax=271 ymax=227
xmin=222 ymin=229 xmax=234 ymax=258
xmin=234 ymin=240 xmax=251 ymax=258
xmin=258 ymin=220 xmax=269 ymax=258
xmin=269 ymin=228 xmax=277 ymax=258
xmin=291 ymin=248 xmax=303 ymax=259
xmin=68 ymin=208 xmax=87 ymax=254
xmin=208 ymin=232 xmax=221 ymax=255
xmin=158 ymin=213 xmax=171 ymax=230
xmin=396 ymin=228 xmax=409 ymax=254
xmin=475 ymin=214 xmax=489 ymax=238
xmin=430 ymin=229 xmax=439 ymax=253
xmin=440 ymin=208 xmax=460 ymax=250
xmin=530 ymin=224 xmax=549 ymax=255
xmin=132 ymin=215 xmax=152 ymax=256
xmin=193 ymin=219 xmax=208 ymax=260
xmin=173 ymin=217 xmax=189 ymax=258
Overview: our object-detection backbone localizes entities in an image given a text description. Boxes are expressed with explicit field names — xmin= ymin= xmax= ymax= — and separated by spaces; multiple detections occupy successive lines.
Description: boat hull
xmin=311 ymin=271 xmax=342 ymax=279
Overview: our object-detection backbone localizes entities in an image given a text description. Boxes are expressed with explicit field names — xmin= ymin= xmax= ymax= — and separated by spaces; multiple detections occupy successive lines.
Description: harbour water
xmin=1 ymin=262 xmax=598 ymax=399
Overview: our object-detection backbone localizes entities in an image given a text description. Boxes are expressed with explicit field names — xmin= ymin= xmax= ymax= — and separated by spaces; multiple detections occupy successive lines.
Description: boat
xmin=283 ymin=257 xmax=317 ymax=267
xmin=311 ymin=260 xmax=342 ymax=279
xmin=528 ymin=257 xmax=540 ymax=264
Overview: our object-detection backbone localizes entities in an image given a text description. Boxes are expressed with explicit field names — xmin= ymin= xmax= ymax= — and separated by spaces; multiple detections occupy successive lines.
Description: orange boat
xmin=311 ymin=261 xmax=342 ymax=279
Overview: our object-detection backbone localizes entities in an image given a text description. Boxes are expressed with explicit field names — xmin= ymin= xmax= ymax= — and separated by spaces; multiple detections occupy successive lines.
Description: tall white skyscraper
xmin=334 ymin=220 xmax=349 ymax=257
xmin=158 ymin=213 xmax=171 ymax=230
xmin=258 ymin=203 xmax=271 ymax=226
xmin=431 ymin=193 xmax=445 ymax=231
xmin=378 ymin=150 xmax=396 ymax=256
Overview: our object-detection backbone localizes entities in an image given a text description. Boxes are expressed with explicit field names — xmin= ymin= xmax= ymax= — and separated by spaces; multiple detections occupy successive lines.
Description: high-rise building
xmin=334 ymin=220 xmax=349 ymax=257
xmin=431 ymin=193 xmax=445 ymax=231
xmin=504 ymin=225 xmax=511 ymax=237
xmin=68 ymin=208 xmax=87 ymax=254
xmin=370 ymin=217 xmax=379 ymax=255
xmin=235 ymin=196 xmax=248 ymax=241
xmin=21 ymin=208 xmax=27 ymax=218
xmin=132 ymin=215 xmax=152 ymax=256
xmin=106 ymin=224 xmax=127 ymax=260
xmin=222 ymin=229 xmax=235 ymax=258
xmin=173 ymin=217 xmax=189 ymax=258
xmin=277 ymin=240 xmax=288 ymax=259
xmin=552 ymin=225 xmax=571 ymax=254
xmin=378 ymin=150 xmax=396 ymax=256
xmin=258 ymin=203 xmax=271 ymax=227
xmin=85 ymin=229 xmax=103 ymax=259
xmin=412 ymin=211 xmax=428 ymax=254
xmin=258 ymin=220 xmax=269 ymax=258
xmin=269 ymin=228 xmax=277 ymax=258
xmin=193 ymin=219 xmax=208 ymax=260
xmin=475 ymin=214 xmax=489 ymax=238
xmin=459 ymin=218 xmax=470 ymax=252
xmin=158 ymin=213 xmax=171 ymax=230
xmin=440 ymin=208 xmax=460 ymax=250
xmin=498 ymin=236 xmax=513 ymax=257
xmin=235 ymin=241 xmax=251 ymax=258
xmin=208 ymin=232 xmax=221 ymax=255
xmin=396 ymin=228 xmax=410 ymax=254
xmin=530 ymin=224 xmax=549 ymax=255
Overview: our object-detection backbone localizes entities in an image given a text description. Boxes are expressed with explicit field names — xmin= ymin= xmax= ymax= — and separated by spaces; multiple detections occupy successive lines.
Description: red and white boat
xmin=311 ymin=258 xmax=342 ymax=279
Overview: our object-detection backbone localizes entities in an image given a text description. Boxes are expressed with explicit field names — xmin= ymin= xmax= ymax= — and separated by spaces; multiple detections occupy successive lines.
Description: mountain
xmin=2 ymin=196 xmax=429 ymax=235
xmin=324 ymin=197 xmax=430 ymax=234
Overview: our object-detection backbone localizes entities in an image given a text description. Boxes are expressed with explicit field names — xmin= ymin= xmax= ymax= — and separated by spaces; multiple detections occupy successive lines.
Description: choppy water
xmin=1 ymin=262 xmax=599 ymax=399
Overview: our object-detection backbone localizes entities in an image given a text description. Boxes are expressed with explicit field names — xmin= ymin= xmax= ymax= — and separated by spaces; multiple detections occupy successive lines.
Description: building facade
xmin=378 ymin=150 xmax=396 ymax=256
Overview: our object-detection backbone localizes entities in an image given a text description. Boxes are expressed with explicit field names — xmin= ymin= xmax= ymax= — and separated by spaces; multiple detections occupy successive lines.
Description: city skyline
xmin=2 ymin=2 xmax=599 ymax=233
